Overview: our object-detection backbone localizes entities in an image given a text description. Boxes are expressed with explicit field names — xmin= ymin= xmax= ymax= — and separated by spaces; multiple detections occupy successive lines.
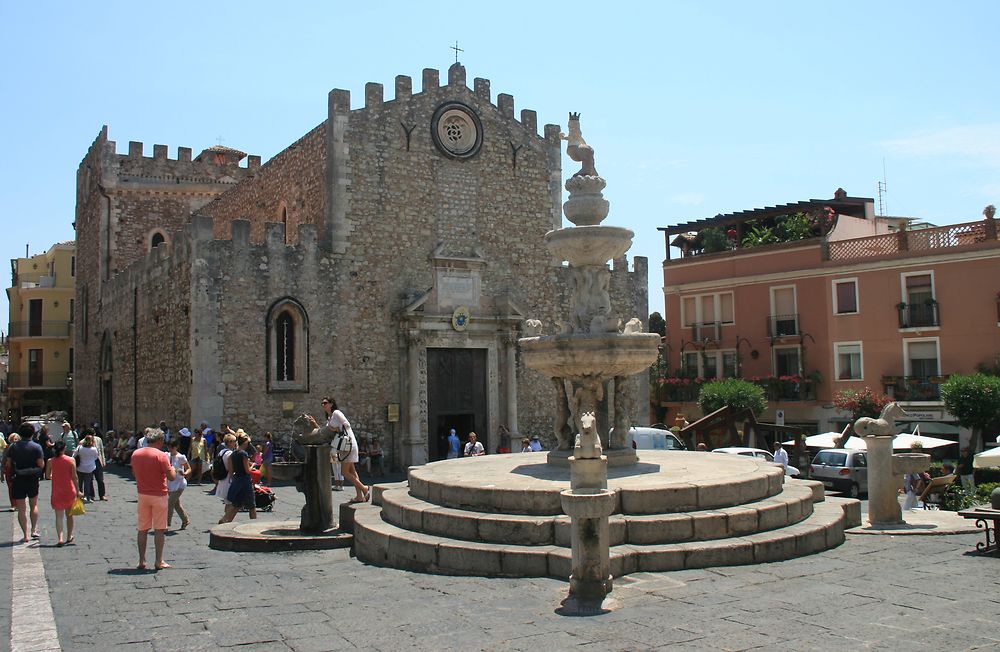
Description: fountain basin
xmin=560 ymin=488 xmax=617 ymax=519
xmin=892 ymin=453 xmax=931 ymax=475
xmin=520 ymin=333 xmax=659 ymax=379
xmin=270 ymin=462 xmax=305 ymax=481
xmin=544 ymin=226 xmax=633 ymax=266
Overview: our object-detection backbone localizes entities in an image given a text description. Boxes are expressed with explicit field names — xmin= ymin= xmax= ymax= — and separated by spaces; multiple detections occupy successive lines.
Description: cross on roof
xmin=451 ymin=40 xmax=463 ymax=64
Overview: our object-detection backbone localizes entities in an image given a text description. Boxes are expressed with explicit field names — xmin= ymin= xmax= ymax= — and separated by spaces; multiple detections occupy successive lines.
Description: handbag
xmin=69 ymin=497 xmax=86 ymax=517
xmin=332 ymin=430 xmax=353 ymax=462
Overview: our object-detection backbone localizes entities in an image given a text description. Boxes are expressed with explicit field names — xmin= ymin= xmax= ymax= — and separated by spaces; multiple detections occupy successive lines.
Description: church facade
xmin=72 ymin=63 xmax=648 ymax=467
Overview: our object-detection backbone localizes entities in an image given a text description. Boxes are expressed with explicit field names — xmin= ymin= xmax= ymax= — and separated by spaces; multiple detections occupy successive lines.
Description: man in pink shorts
xmin=131 ymin=428 xmax=176 ymax=570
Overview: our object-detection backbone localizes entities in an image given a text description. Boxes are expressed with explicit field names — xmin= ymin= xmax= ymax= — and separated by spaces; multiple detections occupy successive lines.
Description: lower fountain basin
xmin=560 ymin=488 xmax=617 ymax=519
xmin=520 ymin=333 xmax=659 ymax=379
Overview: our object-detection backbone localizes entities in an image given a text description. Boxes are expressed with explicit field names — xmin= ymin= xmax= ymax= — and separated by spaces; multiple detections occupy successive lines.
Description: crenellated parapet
xmin=330 ymin=62 xmax=550 ymax=138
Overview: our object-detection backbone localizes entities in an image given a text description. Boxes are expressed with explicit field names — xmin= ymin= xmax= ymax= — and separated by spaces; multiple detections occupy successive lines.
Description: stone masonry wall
xmin=200 ymin=125 xmax=326 ymax=245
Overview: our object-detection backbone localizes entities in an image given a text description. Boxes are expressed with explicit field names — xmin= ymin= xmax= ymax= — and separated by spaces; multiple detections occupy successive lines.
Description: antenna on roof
xmin=877 ymin=158 xmax=888 ymax=216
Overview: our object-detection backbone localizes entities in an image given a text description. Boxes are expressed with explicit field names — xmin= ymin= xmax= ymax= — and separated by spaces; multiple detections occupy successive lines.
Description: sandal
xmin=347 ymin=497 xmax=365 ymax=504
xmin=363 ymin=486 xmax=371 ymax=502
xmin=67 ymin=536 xmax=74 ymax=544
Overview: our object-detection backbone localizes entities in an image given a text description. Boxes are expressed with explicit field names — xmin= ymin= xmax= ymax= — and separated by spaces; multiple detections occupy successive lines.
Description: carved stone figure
xmin=292 ymin=413 xmax=337 ymax=445
xmin=574 ymin=412 xmax=601 ymax=459
xmin=560 ymin=112 xmax=598 ymax=178
xmin=611 ymin=376 xmax=630 ymax=449
xmin=853 ymin=403 xmax=906 ymax=438
xmin=570 ymin=266 xmax=612 ymax=333
xmin=621 ymin=317 xmax=643 ymax=335
xmin=523 ymin=318 xmax=544 ymax=337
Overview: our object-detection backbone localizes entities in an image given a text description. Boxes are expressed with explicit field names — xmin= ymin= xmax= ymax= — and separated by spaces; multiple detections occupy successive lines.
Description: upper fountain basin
xmin=545 ymin=226 xmax=634 ymax=266
xmin=520 ymin=332 xmax=659 ymax=380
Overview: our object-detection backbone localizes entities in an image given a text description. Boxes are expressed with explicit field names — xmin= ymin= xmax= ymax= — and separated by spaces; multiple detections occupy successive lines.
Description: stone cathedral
xmin=72 ymin=63 xmax=648 ymax=468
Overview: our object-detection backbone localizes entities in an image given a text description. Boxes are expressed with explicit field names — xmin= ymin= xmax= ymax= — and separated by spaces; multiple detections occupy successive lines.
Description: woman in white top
xmin=166 ymin=439 xmax=191 ymax=529
xmin=308 ymin=396 xmax=368 ymax=503
xmin=73 ymin=435 xmax=100 ymax=502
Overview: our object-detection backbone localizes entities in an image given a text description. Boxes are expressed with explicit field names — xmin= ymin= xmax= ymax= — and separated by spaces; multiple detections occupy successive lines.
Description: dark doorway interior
xmin=427 ymin=348 xmax=488 ymax=461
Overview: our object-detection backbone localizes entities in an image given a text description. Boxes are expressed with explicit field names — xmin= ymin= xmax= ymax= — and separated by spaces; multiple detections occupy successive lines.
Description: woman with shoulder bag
xmin=46 ymin=441 xmax=84 ymax=546
xmin=307 ymin=396 xmax=368 ymax=503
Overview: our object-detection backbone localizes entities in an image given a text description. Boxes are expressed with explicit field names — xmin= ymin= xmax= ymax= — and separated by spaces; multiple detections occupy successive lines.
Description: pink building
xmin=656 ymin=190 xmax=1000 ymax=447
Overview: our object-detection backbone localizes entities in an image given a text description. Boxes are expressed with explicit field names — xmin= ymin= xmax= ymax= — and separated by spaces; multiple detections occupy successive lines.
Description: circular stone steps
xmin=378 ymin=482 xmax=818 ymax=546
xmin=350 ymin=451 xmax=862 ymax=578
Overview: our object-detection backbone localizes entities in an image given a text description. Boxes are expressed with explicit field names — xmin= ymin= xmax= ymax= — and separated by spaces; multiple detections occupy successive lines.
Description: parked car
xmin=619 ymin=427 xmax=687 ymax=451
xmin=712 ymin=447 xmax=800 ymax=477
xmin=810 ymin=448 xmax=868 ymax=498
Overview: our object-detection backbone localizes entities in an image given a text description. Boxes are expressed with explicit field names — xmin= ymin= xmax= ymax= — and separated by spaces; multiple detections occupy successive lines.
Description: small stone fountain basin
xmin=560 ymin=488 xmax=617 ymax=519
xmin=270 ymin=461 xmax=305 ymax=481
xmin=544 ymin=226 xmax=634 ymax=266
xmin=520 ymin=333 xmax=659 ymax=379
xmin=892 ymin=452 xmax=931 ymax=475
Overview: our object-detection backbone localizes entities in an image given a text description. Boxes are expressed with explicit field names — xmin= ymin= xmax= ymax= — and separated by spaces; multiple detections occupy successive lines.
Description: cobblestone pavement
xmin=2 ymin=467 xmax=1000 ymax=651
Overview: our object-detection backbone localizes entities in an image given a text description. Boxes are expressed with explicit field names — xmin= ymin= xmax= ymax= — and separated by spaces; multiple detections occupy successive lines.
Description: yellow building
xmin=5 ymin=241 xmax=76 ymax=420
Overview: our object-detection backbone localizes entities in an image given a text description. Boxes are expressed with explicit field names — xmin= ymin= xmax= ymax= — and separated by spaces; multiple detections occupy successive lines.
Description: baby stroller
xmin=253 ymin=483 xmax=276 ymax=512
xmin=240 ymin=468 xmax=275 ymax=512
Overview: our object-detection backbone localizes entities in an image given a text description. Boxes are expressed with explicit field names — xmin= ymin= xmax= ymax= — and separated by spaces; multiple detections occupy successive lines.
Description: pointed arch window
xmin=267 ymin=297 xmax=309 ymax=392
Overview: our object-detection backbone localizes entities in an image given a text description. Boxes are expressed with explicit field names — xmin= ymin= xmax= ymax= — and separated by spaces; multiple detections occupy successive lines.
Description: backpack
xmin=212 ymin=449 xmax=229 ymax=481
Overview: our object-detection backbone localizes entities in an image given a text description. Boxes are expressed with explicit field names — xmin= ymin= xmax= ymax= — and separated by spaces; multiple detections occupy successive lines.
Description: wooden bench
xmin=919 ymin=474 xmax=956 ymax=509
xmin=958 ymin=508 xmax=1000 ymax=556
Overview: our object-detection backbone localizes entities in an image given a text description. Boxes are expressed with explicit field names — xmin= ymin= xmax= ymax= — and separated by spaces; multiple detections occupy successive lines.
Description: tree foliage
xmin=647 ymin=312 xmax=666 ymax=337
xmin=834 ymin=387 xmax=892 ymax=423
xmin=697 ymin=379 xmax=767 ymax=416
xmin=941 ymin=373 xmax=1000 ymax=450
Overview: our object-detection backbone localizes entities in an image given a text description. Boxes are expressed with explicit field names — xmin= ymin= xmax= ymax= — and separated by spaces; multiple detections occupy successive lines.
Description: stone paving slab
xmin=4 ymin=466 xmax=1000 ymax=651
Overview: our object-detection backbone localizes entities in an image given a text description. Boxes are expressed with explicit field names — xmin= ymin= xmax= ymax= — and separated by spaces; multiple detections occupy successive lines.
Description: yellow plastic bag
xmin=69 ymin=497 xmax=86 ymax=517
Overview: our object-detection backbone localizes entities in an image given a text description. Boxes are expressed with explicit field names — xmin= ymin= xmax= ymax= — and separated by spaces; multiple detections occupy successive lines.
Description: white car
xmin=712 ymin=447 xmax=800 ymax=476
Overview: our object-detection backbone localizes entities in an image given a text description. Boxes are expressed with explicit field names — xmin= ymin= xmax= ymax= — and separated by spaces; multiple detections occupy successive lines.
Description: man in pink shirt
xmin=131 ymin=428 xmax=176 ymax=570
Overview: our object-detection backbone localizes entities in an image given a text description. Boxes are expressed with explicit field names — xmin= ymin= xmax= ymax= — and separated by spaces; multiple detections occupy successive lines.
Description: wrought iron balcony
xmin=6 ymin=372 xmax=72 ymax=389
xmin=7 ymin=321 xmax=72 ymax=338
xmin=896 ymin=302 xmax=939 ymax=329
xmin=766 ymin=313 xmax=799 ymax=338
xmin=690 ymin=321 xmax=721 ymax=342
xmin=882 ymin=375 xmax=947 ymax=401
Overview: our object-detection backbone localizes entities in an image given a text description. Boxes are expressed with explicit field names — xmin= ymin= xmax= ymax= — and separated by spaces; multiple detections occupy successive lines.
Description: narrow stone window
xmin=267 ymin=298 xmax=309 ymax=392
xmin=276 ymin=310 xmax=295 ymax=381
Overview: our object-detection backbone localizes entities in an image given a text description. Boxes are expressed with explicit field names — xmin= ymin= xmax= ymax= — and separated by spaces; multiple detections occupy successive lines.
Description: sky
xmin=2 ymin=1 xmax=998 ymax=334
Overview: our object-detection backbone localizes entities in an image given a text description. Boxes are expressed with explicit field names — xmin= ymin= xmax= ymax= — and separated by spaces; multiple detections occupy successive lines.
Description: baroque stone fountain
xmin=520 ymin=112 xmax=659 ymax=612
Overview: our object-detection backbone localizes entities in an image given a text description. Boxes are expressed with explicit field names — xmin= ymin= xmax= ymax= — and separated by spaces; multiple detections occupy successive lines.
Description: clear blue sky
xmin=2 ymin=1 xmax=997 ymax=333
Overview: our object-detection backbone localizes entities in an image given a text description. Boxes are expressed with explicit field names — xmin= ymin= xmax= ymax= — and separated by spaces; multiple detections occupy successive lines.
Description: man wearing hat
xmin=131 ymin=428 xmax=176 ymax=570
xmin=61 ymin=422 xmax=78 ymax=457
xmin=529 ymin=435 xmax=543 ymax=452
xmin=177 ymin=427 xmax=192 ymax=457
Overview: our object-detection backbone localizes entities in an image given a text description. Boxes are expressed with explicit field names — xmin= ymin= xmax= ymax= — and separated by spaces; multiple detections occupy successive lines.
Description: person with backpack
xmin=213 ymin=434 xmax=237 ymax=520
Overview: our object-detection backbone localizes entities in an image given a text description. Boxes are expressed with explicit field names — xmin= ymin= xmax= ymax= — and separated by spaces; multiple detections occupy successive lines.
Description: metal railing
xmin=7 ymin=321 xmax=72 ymax=338
xmin=896 ymin=303 xmax=939 ymax=329
xmin=767 ymin=313 xmax=799 ymax=338
xmin=690 ymin=321 xmax=721 ymax=342
xmin=882 ymin=375 xmax=947 ymax=401
xmin=6 ymin=372 xmax=72 ymax=389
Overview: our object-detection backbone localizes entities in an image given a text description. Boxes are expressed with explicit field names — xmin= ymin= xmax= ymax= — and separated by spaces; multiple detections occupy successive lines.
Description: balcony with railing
xmin=7 ymin=321 xmax=71 ymax=338
xmin=882 ymin=375 xmax=948 ymax=402
xmin=766 ymin=313 xmax=799 ymax=338
xmin=896 ymin=302 xmax=939 ymax=329
xmin=825 ymin=218 xmax=998 ymax=262
xmin=6 ymin=372 xmax=72 ymax=389
xmin=690 ymin=321 xmax=721 ymax=342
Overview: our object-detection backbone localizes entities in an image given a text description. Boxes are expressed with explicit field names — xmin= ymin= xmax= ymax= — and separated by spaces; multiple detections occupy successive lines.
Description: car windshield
xmin=814 ymin=451 xmax=847 ymax=466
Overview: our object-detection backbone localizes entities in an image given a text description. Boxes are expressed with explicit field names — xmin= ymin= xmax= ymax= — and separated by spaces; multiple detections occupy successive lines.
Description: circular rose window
xmin=431 ymin=102 xmax=483 ymax=159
